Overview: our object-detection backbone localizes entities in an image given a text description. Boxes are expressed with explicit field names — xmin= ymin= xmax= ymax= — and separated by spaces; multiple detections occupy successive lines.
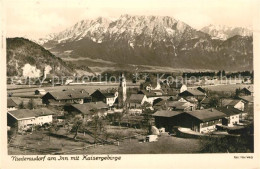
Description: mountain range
xmin=37 ymin=15 xmax=253 ymax=71
xmin=200 ymin=24 xmax=252 ymax=40
xmin=8 ymin=14 xmax=252 ymax=76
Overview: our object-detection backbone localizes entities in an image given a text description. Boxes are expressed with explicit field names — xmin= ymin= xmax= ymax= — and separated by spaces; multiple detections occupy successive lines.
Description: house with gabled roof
xmin=91 ymin=89 xmax=118 ymax=107
xmin=7 ymin=108 xmax=54 ymax=130
xmin=152 ymin=108 xmax=226 ymax=133
xmin=180 ymin=109 xmax=227 ymax=133
xmin=240 ymin=86 xmax=254 ymax=96
xmin=239 ymin=96 xmax=253 ymax=105
xmin=161 ymin=81 xmax=187 ymax=94
xmin=138 ymin=89 xmax=179 ymax=105
xmin=153 ymin=110 xmax=183 ymax=132
xmin=216 ymin=107 xmax=241 ymax=126
xmin=42 ymin=89 xmax=91 ymax=105
xmin=7 ymin=98 xmax=18 ymax=111
xmin=179 ymin=88 xmax=206 ymax=103
xmin=179 ymin=88 xmax=206 ymax=97
xmin=221 ymin=99 xmax=245 ymax=111
xmin=153 ymin=99 xmax=167 ymax=110
xmin=141 ymin=81 xmax=161 ymax=91
xmin=127 ymin=94 xmax=148 ymax=109
xmin=68 ymin=102 xmax=109 ymax=120
xmin=167 ymin=100 xmax=195 ymax=111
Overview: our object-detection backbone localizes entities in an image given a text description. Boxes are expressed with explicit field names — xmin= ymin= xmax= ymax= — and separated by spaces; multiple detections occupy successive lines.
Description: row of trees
xmin=18 ymin=99 xmax=37 ymax=110
xmin=181 ymin=70 xmax=253 ymax=78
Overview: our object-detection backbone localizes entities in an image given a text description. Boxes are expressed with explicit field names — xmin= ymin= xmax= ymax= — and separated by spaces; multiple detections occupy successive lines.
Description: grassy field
xmin=73 ymin=134 xmax=202 ymax=154
xmin=7 ymin=83 xmax=139 ymax=98
xmin=202 ymin=84 xmax=252 ymax=92
xmin=8 ymin=83 xmax=252 ymax=98
xmin=8 ymin=129 xmax=202 ymax=154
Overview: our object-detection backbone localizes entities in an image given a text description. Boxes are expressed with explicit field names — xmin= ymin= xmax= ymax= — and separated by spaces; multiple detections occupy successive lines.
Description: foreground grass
xmin=8 ymin=128 xmax=202 ymax=155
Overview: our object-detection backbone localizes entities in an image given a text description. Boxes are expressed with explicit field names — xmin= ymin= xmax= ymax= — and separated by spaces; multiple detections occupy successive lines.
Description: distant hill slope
xmin=39 ymin=15 xmax=253 ymax=71
xmin=7 ymin=38 xmax=74 ymax=77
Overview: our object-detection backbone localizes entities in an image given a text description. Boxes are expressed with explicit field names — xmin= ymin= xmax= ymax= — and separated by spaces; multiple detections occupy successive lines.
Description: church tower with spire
xmin=118 ymin=73 xmax=127 ymax=107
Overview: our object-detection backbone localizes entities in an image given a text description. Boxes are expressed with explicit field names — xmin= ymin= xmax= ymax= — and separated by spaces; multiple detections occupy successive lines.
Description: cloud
xmin=5 ymin=0 xmax=255 ymax=39
xmin=175 ymin=12 xmax=213 ymax=29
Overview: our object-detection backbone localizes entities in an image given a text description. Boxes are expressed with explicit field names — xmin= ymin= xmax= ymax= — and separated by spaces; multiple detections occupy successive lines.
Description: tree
xmin=222 ymin=70 xmax=226 ymax=76
xmin=141 ymin=102 xmax=154 ymax=134
xmin=71 ymin=116 xmax=84 ymax=140
xmin=27 ymin=98 xmax=37 ymax=110
xmin=244 ymin=105 xmax=254 ymax=120
xmin=208 ymin=96 xmax=220 ymax=108
xmin=88 ymin=115 xmax=106 ymax=143
xmin=18 ymin=101 xmax=26 ymax=109
xmin=114 ymin=112 xmax=124 ymax=127
xmin=200 ymin=126 xmax=253 ymax=153
xmin=217 ymin=70 xmax=221 ymax=77
xmin=48 ymin=119 xmax=61 ymax=140
xmin=8 ymin=122 xmax=18 ymax=142
xmin=235 ymin=88 xmax=241 ymax=98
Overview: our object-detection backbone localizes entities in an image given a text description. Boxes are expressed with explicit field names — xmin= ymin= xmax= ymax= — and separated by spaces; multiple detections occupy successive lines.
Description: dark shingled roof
xmin=201 ymin=97 xmax=210 ymax=104
xmin=8 ymin=108 xmax=54 ymax=120
xmin=45 ymin=90 xmax=90 ymax=100
xmin=239 ymin=96 xmax=253 ymax=103
xmin=128 ymin=94 xmax=145 ymax=104
xmin=179 ymin=89 xmax=205 ymax=96
xmin=92 ymin=89 xmax=117 ymax=98
xmin=221 ymin=99 xmax=243 ymax=107
xmin=242 ymin=86 xmax=253 ymax=93
xmin=153 ymin=99 xmax=167 ymax=107
xmin=216 ymin=107 xmax=242 ymax=116
xmin=153 ymin=110 xmax=183 ymax=117
xmin=185 ymin=108 xmax=226 ymax=122
xmin=9 ymin=97 xmax=22 ymax=105
xmin=7 ymin=98 xmax=17 ymax=107
xmin=71 ymin=102 xmax=108 ymax=114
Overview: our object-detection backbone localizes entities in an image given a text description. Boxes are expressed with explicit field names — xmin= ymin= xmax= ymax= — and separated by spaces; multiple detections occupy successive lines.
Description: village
xmin=7 ymin=72 xmax=254 ymax=154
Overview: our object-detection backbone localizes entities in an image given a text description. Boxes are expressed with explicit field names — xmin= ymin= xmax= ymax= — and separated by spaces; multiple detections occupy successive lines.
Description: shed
xmin=35 ymin=89 xmax=47 ymax=95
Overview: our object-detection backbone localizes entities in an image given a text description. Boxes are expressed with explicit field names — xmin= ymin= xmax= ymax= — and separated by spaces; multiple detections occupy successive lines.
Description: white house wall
xmin=7 ymin=107 xmax=17 ymax=111
xmin=180 ymin=85 xmax=187 ymax=93
xmin=229 ymin=114 xmax=240 ymax=126
xmin=18 ymin=118 xmax=35 ymax=128
xmin=17 ymin=115 xmax=53 ymax=129
xmin=234 ymin=101 xmax=245 ymax=111
xmin=35 ymin=115 xmax=53 ymax=125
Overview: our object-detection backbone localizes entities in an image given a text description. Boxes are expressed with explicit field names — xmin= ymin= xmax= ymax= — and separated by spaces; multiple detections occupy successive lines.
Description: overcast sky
xmin=4 ymin=0 xmax=257 ymax=40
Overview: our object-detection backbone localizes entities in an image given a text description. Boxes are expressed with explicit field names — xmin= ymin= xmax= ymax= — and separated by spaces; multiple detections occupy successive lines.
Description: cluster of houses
xmin=7 ymin=74 xmax=254 ymax=135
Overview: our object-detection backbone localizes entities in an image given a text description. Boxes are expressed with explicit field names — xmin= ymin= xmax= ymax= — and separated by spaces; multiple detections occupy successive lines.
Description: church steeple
xmin=118 ymin=73 xmax=127 ymax=107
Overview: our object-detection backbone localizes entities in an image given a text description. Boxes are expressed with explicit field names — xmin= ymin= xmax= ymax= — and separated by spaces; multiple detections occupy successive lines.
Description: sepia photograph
xmin=1 ymin=0 xmax=259 ymax=166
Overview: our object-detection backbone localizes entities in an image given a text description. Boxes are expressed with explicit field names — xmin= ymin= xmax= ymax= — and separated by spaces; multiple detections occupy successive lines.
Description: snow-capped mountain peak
xmin=201 ymin=24 xmax=252 ymax=40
